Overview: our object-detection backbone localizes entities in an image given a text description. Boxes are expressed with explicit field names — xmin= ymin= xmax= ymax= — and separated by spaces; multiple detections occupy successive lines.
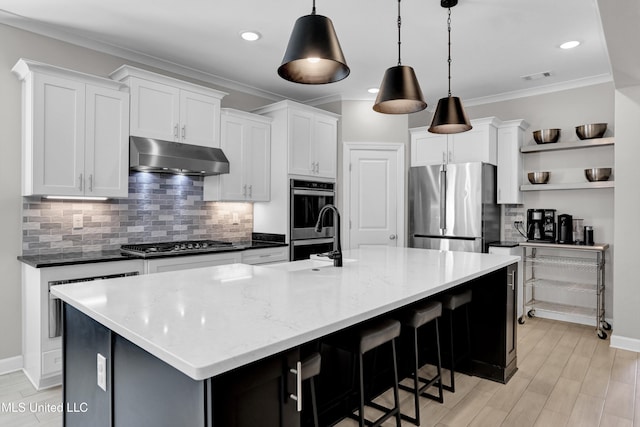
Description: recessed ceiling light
xmin=560 ymin=40 xmax=580 ymax=50
xmin=240 ymin=31 xmax=261 ymax=42
xmin=368 ymin=88 xmax=380 ymax=94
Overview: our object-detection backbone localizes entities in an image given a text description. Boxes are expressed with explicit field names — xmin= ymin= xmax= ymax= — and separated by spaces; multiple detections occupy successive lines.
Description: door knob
xmin=389 ymin=234 xmax=396 ymax=240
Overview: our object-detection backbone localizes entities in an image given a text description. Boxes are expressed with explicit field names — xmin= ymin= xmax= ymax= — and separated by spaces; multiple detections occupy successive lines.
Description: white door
xmin=288 ymin=109 xmax=314 ymax=176
xmin=219 ymin=115 xmax=246 ymax=200
xmin=345 ymin=144 xmax=405 ymax=249
xmin=313 ymin=116 xmax=338 ymax=178
xmin=180 ymin=89 xmax=221 ymax=148
xmin=245 ymin=121 xmax=271 ymax=201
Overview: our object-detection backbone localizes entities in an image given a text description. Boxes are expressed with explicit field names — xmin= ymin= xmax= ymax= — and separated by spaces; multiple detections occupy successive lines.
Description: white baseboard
xmin=0 ymin=356 xmax=23 ymax=375
xmin=610 ymin=334 xmax=640 ymax=353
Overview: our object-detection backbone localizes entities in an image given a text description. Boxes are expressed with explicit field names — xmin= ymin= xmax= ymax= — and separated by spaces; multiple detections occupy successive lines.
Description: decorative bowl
xmin=584 ymin=168 xmax=611 ymax=182
xmin=528 ymin=172 xmax=550 ymax=184
xmin=533 ymin=129 xmax=560 ymax=144
xmin=576 ymin=123 xmax=607 ymax=140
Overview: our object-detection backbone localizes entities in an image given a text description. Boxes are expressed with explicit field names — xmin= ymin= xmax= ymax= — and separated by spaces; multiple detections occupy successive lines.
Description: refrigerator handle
xmin=440 ymin=169 xmax=447 ymax=232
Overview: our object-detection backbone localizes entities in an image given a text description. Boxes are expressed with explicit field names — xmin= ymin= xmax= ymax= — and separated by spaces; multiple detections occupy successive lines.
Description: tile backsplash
xmin=22 ymin=173 xmax=253 ymax=255
xmin=502 ymin=204 xmax=527 ymax=242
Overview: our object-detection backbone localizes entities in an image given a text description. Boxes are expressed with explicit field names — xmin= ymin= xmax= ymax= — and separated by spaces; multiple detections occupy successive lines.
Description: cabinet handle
xmin=389 ymin=234 xmax=396 ymax=240
xmin=248 ymin=185 xmax=252 ymax=198
xmin=174 ymin=124 xmax=179 ymax=139
xmin=289 ymin=361 xmax=302 ymax=412
xmin=243 ymin=185 xmax=247 ymax=197
xmin=311 ymin=162 xmax=316 ymax=173
xmin=448 ymin=150 xmax=453 ymax=163
xmin=316 ymin=162 xmax=319 ymax=173
xmin=182 ymin=126 xmax=186 ymax=139
xmin=89 ymin=174 xmax=93 ymax=192
xmin=508 ymin=270 xmax=515 ymax=290
xmin=79 ymin=173 xmax=83 ymax=191
xmin=442 ymin=152 xmax=446 ymax=164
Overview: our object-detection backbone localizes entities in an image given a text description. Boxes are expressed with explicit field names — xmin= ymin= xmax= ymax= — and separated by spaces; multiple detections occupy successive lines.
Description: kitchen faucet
xmin=314 ymin=204 xmax=342 ymax=267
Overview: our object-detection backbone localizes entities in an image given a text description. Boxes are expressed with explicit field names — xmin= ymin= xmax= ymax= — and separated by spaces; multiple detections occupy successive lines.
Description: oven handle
xmin=292 ymin=238 xmax=335 ymax=246
xmin=291 ymin=189 xmax=334 ymax=197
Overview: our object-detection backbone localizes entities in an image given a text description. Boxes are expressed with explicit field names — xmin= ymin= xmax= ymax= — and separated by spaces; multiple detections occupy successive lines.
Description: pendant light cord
xmin=447 ymin=7 xmax=452 ymax=97
xmin=397 ymin=0 xmax=402 ymax=66
xmin=312 ymin=0 xmax=316 ymax=15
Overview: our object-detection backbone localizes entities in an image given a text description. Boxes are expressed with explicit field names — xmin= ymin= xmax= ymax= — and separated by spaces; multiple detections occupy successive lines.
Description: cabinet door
xmin=246 ymin=120 xmax=271 ymax=201
xmin=450 ymin=125 xmax=497 ymax=165
xmin=144 ymin=252 xmax=242 ymax=274
xmin=32 ymin=73 xmax=85 ymax=196
xmin=497 ymin=125 xmax=523 ymax=204
xmin=179 ymin=89 xmax=221 ymax=148
xmin=84 ymin=85 xmax=129 ymax=198
xmin=313 ymin=116 xmax=337 ymax=178
xmin=410 ymin=131 xmax=448 ymax=166
xmin=288 ymin=110 xmax=314 ymax=176
xmin=129 ymin=77 xmax=180 ymax=141
xmin=219 ymin=116 xmax=247 ymax=200
xmin=213 ymin=347 xmax=300 ymax=427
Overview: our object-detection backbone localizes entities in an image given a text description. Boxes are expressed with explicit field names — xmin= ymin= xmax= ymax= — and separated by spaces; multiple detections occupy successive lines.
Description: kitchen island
xmin=52 ymin=246 xmax=519 ymax=427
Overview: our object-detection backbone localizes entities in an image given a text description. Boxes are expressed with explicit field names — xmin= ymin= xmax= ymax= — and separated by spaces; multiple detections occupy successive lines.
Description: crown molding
xmin=0 ymin=10 xmax=285 ymax=103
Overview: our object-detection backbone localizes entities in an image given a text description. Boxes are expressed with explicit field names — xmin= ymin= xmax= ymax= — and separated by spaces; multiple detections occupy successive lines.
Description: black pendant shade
xmin=373 ymin=66 xmax=426 ymax=114
xmin=278 ymin=13 xmax=350 ymax=84
xmin=428 ymin=96 xmax=472 ymax=134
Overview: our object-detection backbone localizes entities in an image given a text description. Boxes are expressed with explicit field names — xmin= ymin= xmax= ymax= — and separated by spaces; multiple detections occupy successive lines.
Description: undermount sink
xmin=266 ymin=257 xmax=356 ymax=272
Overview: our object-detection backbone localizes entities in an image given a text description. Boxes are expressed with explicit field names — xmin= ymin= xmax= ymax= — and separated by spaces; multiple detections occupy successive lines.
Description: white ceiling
xmin=0 ymin=0 xmax=613 ymax=106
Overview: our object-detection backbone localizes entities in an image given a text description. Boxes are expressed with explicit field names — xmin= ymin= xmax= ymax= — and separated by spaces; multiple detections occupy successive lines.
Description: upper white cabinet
xmin=12 ymin=59 xmax=129 ymax=198
xmin=410 ymin=117 xmax=501 ymax=166
xmin=110 ymin=65 xmax=227 ymax=148
xmin=254 ymin=100 xmax=339 ymax=179
xmin=497 ymin=120 xmax=529 ymax=204
xmin=204 ymin=109 xmax=272 ymax=201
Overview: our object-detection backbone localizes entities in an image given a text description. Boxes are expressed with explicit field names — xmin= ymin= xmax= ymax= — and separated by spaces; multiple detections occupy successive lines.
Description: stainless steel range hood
xmin=129 ymin=136 xmax=229 ymax=176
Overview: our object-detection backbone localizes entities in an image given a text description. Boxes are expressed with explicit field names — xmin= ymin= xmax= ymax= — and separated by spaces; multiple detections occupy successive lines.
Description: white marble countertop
xmin=51 ymin=246 xmax=519 ymax=381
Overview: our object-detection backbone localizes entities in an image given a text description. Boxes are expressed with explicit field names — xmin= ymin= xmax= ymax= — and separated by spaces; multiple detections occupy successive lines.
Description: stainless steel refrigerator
xmin=409 ymin=162 xmax=500 ymax=253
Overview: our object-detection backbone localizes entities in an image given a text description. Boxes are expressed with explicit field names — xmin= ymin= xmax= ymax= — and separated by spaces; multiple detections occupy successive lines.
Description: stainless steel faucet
xmin=314 ymin=204 xmax=342 ymax=267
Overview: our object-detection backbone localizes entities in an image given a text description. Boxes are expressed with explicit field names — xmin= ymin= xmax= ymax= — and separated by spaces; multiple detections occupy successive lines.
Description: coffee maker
xmin=557 ymin=214 xmax=573 ymax=244
xmin=527 ymin=209 xmax=556 ymax=242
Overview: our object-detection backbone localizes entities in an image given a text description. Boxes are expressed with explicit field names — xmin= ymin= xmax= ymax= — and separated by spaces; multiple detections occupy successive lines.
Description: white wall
xmin=612 ymin=86 xmax=640 ymax=348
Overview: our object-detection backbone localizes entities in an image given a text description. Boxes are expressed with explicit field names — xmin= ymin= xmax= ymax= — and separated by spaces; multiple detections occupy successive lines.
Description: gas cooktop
xmin=120 ymin=240 xmax=241 ymax=258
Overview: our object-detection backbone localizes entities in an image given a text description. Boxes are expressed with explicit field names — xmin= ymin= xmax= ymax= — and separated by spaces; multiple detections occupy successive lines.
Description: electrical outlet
xmin=73 ymin=214 xmax=83 ymax=229
xmin=97 ymin=353 xmax=107 ymax=391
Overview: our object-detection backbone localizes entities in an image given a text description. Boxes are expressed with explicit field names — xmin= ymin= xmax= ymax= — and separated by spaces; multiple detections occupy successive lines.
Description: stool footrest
xmin=348 ymin=401 xmax=399 ymax=427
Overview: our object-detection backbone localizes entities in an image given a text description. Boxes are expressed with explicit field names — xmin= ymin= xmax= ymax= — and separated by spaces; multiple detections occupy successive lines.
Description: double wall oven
xmin=289 ymin=179 xmax=335 ymax=261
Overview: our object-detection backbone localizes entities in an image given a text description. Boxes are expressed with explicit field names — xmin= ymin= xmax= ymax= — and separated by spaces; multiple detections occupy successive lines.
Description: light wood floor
xmin=0 ymin=317 xmax=637 ymax=427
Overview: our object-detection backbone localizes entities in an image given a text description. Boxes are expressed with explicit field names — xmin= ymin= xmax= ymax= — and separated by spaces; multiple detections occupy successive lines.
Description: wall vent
xmin=521 ymin=71 xmax=553 ymax=81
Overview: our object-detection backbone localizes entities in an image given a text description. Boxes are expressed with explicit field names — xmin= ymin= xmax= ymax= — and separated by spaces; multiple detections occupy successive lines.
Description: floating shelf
xmin=520 ymin=137 xmax=614 ymax=153
xmin=520 ymin=181 xmax=614 ymax=191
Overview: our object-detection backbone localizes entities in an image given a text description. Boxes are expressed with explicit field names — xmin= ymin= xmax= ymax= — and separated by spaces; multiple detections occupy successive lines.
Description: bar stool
xmin=341 ymin=318 xmax=402 ymax=427
xmin=399 ymin=300 xmax=444 ymax=425
xmin=440 ymin=289 xmax=472 ymax=392
xmin=301 ymin=352 xmax=321 ymax=427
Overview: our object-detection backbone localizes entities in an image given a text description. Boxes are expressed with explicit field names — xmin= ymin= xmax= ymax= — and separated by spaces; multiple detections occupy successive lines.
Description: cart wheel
xmin=527 ymin=309 xmax=535 ymax=318
xmin=597 ymin=330 xmax=608 ymax=340
xmin=602 ymin=321 xmax=612 ymax=331
xmin=518 ymin=316 xmax=525 ymax=325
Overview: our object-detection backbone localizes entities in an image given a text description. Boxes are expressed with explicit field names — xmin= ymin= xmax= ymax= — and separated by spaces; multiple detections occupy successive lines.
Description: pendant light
xmin=428 ymin=0 xmax=472 ymax=134
xmin=373 ymin=0 xmax=427 ymax=114
xmin=278 ymin=0 xmax=350 ymax=84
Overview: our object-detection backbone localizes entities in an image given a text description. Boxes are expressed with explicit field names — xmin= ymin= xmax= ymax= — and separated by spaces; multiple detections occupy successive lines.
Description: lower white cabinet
xmin=241 ymin=247 xmax=288 ymax=265
xmin=22 ymin=259 xmax=144 ymax=390
xmin=204 ymin=109 xmax=271 ymax=202
xmin=144 ymin=252 xmax=242 ymax=274
xmin=497 ymin=120 xmax=529 ymax=204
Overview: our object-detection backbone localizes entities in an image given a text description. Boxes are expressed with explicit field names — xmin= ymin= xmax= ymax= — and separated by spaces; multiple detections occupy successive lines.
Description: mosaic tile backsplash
xmin=502 ymin=204 xmax=527 ymax=242
xmin=22 ymin=172 xmax=253 ymax=255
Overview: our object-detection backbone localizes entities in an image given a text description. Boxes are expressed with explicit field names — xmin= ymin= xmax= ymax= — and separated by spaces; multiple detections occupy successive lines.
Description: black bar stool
xmin=399 ymin=300 xmax=444 ymax=425
xmin=301 ymin=352 xmax=321 ymax=427
xmin=440 ymin=289 xmax=472 ymax=392
xmin=340 ymin=318 xmax=402 ymax=427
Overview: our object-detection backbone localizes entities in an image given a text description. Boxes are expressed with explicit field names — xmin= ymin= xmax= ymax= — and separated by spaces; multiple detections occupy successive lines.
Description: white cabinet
xmin=410 ymin=117 xmax=501 ymax=166
xmin=254 ymin=100 xmax=339 ymax=179
xmin=110 ymin=65 xmax=226 ymax=148
xmin=21 ymin=259 xmax=144 ymax=389
xmin=12 ymin=59 xmax=129 ymax=198
xmin=241 ymin=247 xmax=289 ymax=265
xmin=203 ymin=109 xmax=271 ymax=201
xmin=144 ymin=252 xmax=242 ymax=274
xmin=497 ymin=120 xmax=529 ymax=204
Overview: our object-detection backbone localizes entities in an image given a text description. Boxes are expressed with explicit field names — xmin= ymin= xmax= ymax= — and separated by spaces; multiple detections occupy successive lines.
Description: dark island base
xmin=63 ymin=264 xmax=517 ymax=427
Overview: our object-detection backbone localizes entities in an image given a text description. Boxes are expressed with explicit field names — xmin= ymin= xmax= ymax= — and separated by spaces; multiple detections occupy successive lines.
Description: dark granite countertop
xmin=19 ymin=233 xmax=288 ymax=268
